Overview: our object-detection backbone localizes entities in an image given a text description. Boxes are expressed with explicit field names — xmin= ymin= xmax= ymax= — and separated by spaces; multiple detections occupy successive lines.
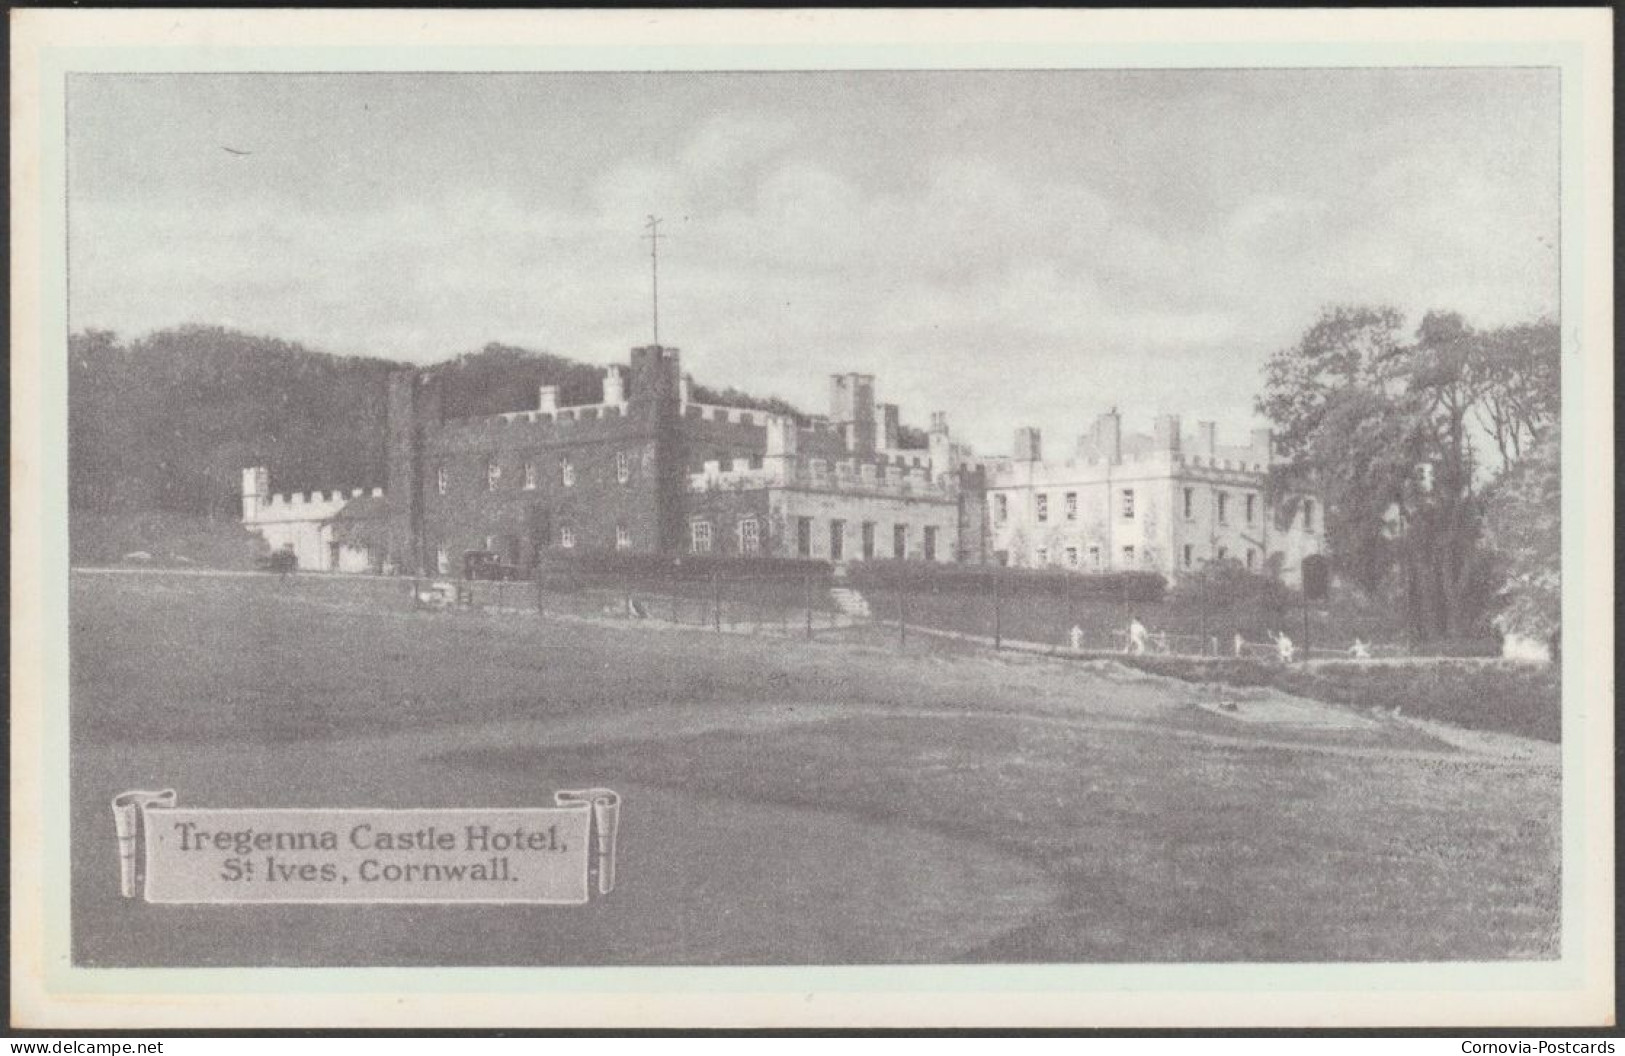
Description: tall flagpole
xmin=643 ymin=215 xmax=664 ymax=347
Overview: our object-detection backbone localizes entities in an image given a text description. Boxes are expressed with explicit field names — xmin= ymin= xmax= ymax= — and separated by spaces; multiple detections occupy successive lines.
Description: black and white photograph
xmin=11 ymin=7 xmax=1613 ymax=1031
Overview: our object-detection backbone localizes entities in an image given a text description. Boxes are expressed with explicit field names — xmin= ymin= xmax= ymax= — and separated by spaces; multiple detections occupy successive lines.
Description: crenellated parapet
xmin=688 ymin=454 xmax=956 ymax=501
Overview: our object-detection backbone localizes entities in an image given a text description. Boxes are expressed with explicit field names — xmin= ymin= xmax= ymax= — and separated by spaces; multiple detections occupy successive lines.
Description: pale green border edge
xmin=35 ymin=37 xmax=1597 ymax=1001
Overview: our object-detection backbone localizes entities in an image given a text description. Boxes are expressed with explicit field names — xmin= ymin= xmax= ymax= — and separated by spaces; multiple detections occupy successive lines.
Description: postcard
xmin=9 ymin=7 xmax=1614 ymax=1030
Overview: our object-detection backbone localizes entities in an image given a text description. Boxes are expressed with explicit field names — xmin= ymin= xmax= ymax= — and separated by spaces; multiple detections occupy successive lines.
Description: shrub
xmin=1117 ymin=654 xmax=1559 ymax=741
xmin=847 ymin=562 xmax=1166 ymax=602
xmin=536 ymin=547 xmax=832 ymax=582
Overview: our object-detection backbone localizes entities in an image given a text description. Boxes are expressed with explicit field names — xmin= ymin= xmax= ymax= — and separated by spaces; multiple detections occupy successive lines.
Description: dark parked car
xmin=462 ymin=550 xmax=523 ymax=581
xmin=258 ymin=547 xmax=298 ymax=576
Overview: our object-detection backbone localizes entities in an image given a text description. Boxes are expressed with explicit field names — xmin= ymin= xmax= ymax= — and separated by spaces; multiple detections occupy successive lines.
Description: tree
xmin=1259 ymin=305 xmax=1414 ymax=599
xmin=1467 ymin=319 xmax=1560 ymax=470
xmin=1482 ymin=433 xmax=1560 ymax=651
xmin=1257 ymin=305 xmax=1544 ymax=641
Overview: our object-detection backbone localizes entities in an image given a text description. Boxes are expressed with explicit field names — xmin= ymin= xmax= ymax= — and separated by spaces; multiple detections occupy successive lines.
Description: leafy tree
xmin=1258 ymin=305 xmax=1550 ymax=641
xmin=433 ymin=342 xmax=604 ymax=419
xmin=69 ymin=325 xmax=398 ymax=520
xmin=1467 ymin=319 xmax=1560 ymax=470
xmin=1482 ymin=433 xmax=1560 ymax=652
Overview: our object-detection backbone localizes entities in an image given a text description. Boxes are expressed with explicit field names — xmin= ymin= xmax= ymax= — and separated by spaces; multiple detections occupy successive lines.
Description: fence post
xmin=897 ymin=570 xmax=907 ymax=649
xmin=712 ymin=572 xmax=722 ymax=631
xmin=804 ymin=571 xmax=813 ymax=639
xmin=1301 ymin=596 xmax=1310 ymax=662
xmin=1198 ymin=568 xmax=1208 ymax=655
xmin=1065 ymin=572 xmax=1075 ymax=647
xmin=993 ymin=567 xmax=1003 ymax=651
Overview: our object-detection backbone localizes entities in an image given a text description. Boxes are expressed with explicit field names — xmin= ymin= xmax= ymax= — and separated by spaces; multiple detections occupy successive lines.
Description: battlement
xmin=440 ymin=400 xmax=633 ymax=435
xmin=688 ymin=454 xmax=955 ymax=500
xmin=264 ymin=487 xmax=384 ymax=508
xmin=987 ymin=443 xmax=1269 ymax=488
xmin=1071 ymin=412 xmax=1272 ymax=473
xmin=242 ymin=465 xmax=385 ymax=526
xmin=682 ymin=402 xmax=782 ymax=427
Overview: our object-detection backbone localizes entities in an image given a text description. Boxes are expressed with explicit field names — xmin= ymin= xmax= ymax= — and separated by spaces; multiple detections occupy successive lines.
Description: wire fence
xmin=405 ymin=567 xmax=1416 ymax=662
xmin=406 ymin=569 xmax=860 ymax=638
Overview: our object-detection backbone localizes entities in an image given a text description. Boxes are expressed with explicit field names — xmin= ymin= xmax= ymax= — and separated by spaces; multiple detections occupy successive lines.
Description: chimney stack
xmin=1013 ymin=427 xmax=1042 ymax=463
xmin=1154 ymin=414 xmax=1182 ymax=455
xmin=1250 ymin=427 xmax=1273 ymax=469
xmin=537 ymin=386 xmax=559 ymax=414
xmin=1094 ymin=410 xmax=1122 ymax=465
xmin=1198 ymin=421 xmax=1218 ymax=460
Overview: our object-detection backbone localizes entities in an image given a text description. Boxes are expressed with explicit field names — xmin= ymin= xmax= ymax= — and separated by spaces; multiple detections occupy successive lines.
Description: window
xmin=1246 ymin=548 xmax=1256 ymax=570
xmin=486 ymin=458 xmax=501 ymax=491
xmin=796 ymin=517 xmax=813 ymax=558
xmin=1183 ymin=487 xmax=1193 ymax=520
xmin=559 ymin=527 xmax=576 ymax=549
xmin=616 ymin=451 xmax=631 ymax=484
xmin=1088 ymin=545 xmax=1101 ymax=570
xmin=861 ymin=522 xmax=876 ymax=559
xmin=739 ymin=518 xmax=760 ymax=555
xmin=435 ymin=545 xmax=449 ymax=574
xmin=616 ymin=524 xmax=632 ymax=551
xmin=1035 ymin=494 xmax=1049 ymax=523
xmin=523 ymin=462 xmax=537 ymax=490
xmin=560 ymin=458 xmax=575 ymax=487
xmin=1065 ymin=546 xmax=1079 ymax=568
xmin=924 ymin=526 xmax=938 ymax=561
xmin=1245 ymin=493 xmax=1256 ymax=524
xmin=894 ymin=523 xmax=908 ymax=558
xmin=1183 ymin=544 xmax=1193 ymax=569
xmin=994 ymin=494 xmax=1008 ymax=524
xmin=436 ymin=466 xmax=448 ymax=495
xmin=690 ymin=520 xmax=713 ymax=554
xmin=748 ymin=454 xmax=763 ymax=470
xmin=1303 ymin=499 xmax=1315 ymax=531
xmin=1065 ymin=492 xmax=1078 ymax=520
xmin=1122 ymin=545 xmax=1135 ymax=565
xmin=1036 ymin=546 xmax=1048 ymax=566
xmin=1121 ymin=489 xmax=1135 ymax=519
xmin=1217 ymin=491 xmax=1229 ymax=525
xmin=829 ymin=520 xmax=846 ymax=561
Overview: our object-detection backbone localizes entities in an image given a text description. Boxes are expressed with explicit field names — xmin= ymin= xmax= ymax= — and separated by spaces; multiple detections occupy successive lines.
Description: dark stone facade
xmin=382 ymin=345 xmax=982 ymax=575
xmin=385 ymin=346 xmax=688 ymax=574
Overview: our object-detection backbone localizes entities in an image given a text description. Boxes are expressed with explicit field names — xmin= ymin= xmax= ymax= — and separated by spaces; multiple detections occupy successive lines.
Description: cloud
xmin=67 ymin=71 xmax=1560 ymax=456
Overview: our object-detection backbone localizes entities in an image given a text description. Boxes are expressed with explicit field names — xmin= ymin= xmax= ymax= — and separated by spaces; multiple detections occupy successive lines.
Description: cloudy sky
xmin=67 ymin=69 xmax=1558 ymax=453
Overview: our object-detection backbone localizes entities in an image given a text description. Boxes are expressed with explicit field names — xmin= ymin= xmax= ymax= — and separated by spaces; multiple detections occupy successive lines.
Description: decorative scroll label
xmin=112 ymin=789 xmax=620 ymax=905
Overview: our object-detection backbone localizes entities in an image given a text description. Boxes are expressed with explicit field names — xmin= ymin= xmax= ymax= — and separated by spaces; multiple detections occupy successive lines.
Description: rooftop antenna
xmin=643 ymin=215 xmax=664 ymax=347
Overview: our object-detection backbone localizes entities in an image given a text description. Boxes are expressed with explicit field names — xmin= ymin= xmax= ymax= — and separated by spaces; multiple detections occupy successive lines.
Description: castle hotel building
xmin=241 ymin=344 xmax=1319 ymax=585
xmin=244 ymin=345 xmax=978 ymax=574
xmin=977 ymin=411 xmax=1323 ymax=587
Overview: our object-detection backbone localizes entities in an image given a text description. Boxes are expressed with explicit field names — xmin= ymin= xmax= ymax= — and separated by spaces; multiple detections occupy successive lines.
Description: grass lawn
xmin=70 ymin=570 xmax=1560 ymax=966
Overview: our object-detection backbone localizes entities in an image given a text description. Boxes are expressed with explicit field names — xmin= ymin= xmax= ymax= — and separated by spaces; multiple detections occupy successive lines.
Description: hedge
xmin=846 ymin=561 xmax=1166 ymax=602
xmin=536 ymin=548 xmax=833 ymax=582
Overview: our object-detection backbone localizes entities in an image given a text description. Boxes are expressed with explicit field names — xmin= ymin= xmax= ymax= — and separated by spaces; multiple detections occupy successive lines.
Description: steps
xmin=829 ymin=587 xmax=872 ymax=619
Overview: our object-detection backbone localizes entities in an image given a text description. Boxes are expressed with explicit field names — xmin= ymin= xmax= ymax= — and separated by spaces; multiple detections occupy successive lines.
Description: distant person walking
xmin=1126 ymin=615 xmax=1149 ymax=656
xmin=1234 ymin=632 xmax=1246 ymax=658
xmin=1349 ymin=638 xmax=1371 ymax=660
xmin=1069 ymin=625 xmax=1085 ymax=651
xmin=1273 ymin=630 xmax=1296 ymax=663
